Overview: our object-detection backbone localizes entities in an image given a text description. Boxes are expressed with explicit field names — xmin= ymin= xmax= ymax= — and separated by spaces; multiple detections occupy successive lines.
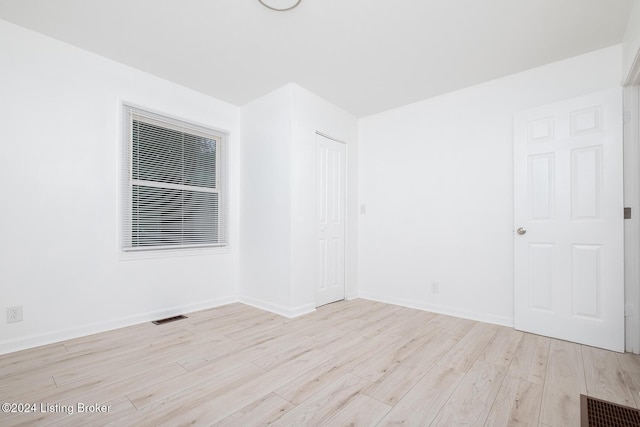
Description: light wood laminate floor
xmin=1 ymin=299 xmax=639 ymax=426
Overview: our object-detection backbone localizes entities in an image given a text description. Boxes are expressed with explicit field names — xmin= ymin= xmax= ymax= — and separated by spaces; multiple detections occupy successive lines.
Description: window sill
xmin=118 ymin=245 xmax=230 ymax=261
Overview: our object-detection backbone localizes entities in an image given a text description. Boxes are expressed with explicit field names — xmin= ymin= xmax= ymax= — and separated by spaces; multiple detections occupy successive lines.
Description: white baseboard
xmin=345 ymin=293 xmax=359 ymax=301
xmin=358 ymin=292 xmax=514 ymax=327
xmin=0 ymin=293 xmax=513 ymax=356
xmin=238 ymin=296 xmax=316 ymax=318
xmin=0 ymin=296 xmax=238 ymax=356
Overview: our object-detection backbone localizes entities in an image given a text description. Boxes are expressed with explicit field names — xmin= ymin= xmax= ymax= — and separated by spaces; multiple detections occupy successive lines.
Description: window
xmin=121 ymin=105 xmax=227 ymax=251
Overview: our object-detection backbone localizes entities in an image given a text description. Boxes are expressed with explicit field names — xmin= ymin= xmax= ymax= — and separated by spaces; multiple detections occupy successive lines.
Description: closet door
xmin=317 ymin=133 xmax=346 ymax=307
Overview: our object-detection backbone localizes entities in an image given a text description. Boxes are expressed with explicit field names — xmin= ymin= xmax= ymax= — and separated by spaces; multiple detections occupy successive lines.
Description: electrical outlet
xmin=431 ymin=282 xmax=439 ymax=294
xmin=7 ymin=306 xmax=23 ymax=323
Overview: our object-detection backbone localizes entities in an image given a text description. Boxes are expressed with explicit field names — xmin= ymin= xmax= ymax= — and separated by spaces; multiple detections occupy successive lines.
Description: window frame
xmin=120 ymin=103 xmax=229 ymax=256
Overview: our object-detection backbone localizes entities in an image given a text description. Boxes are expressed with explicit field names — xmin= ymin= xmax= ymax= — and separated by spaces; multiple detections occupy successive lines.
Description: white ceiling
xmin=0 ymin=0 xmax=634 ymax=117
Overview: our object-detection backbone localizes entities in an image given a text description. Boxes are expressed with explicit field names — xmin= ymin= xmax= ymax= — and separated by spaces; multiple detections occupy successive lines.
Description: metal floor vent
xmin=581 ymin=394 xmax=640 ymax=426
xmin=152 ymin=315 xmax=187 ymax=325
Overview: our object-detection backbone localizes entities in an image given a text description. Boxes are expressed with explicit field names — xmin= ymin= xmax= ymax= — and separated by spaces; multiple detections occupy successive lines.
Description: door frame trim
xmin=624 ymin=43 xmax=640 ymax=87
xmin=623 ymin=85 xmax=640 ymax=353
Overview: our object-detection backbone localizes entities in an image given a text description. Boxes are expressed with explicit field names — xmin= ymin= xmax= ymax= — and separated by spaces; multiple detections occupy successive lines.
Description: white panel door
xmin=317 ymin=133 xmax=346 ymax=307
xmin=514 ymin=88 xmax=624 ymax=352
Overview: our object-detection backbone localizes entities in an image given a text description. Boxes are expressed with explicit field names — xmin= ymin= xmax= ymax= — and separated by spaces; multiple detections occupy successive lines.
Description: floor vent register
xmin=581 ymin=394 xmax=640 ymax=427
xmin=152 ymin=315 xmax=188 ymax=325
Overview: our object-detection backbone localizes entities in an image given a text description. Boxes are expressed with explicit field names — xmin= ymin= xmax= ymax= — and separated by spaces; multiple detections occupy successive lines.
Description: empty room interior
xmin=2 ymin=0 xmax=640 ymax=425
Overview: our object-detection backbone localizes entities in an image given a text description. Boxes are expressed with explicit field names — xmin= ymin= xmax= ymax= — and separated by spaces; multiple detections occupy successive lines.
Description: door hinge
xmin=625 ymin=304 xmax=634 ymax=317
xmin=625 ymin=207 xmax=632 ymax=219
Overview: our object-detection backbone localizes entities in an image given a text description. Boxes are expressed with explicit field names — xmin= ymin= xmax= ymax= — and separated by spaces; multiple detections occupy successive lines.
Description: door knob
xmin=517 ymin=227 xmax=526 ymax=235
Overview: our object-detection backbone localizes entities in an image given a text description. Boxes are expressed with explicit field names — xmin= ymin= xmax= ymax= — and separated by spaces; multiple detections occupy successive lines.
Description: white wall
xmin=290 ymin=84 xmax=359 ymax=308
xmin=239 ymin=85 xmax=293 ymax=313
xmin=2 ymin=11 xmax=628 ymax=355
xmin=0 ymin=19 xmax=240 ymax=355
xmin=240 ymin=84 xmax=358 ymax=316
xmin=358 ymin=46 xmax=623 ymax=326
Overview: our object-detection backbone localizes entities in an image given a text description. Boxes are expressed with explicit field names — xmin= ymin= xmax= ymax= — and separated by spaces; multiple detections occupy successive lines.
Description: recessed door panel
xmin=572 ymin=244 xmax=601 ymax=319
xmin=319 ymin=239 xmax=327 ymax=291
xmin=319 ymin=145 xmax=328 ymax=225
xmin=529 ymin=243 xmax=554 ymax=311
xmin=571 ymin=106 xmax=602 ymax=136
xmin=331 ymin=150 xmax=342 ymax=224
xmin=527 ymin=117 xmax=555 ymax=143
xmin=571 ymin=146 xmax=602 ymax=220
xmin=529 ymin=154 xmax=555 ymax=221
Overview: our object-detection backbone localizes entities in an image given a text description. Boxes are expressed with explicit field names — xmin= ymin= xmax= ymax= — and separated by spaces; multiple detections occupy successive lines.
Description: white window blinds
xmin=122 ymin=105 xmax=228 ymax=251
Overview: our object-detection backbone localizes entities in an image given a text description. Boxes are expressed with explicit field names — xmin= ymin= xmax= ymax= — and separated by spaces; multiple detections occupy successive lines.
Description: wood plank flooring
xmin=1 ymin=299 xmax=639 ymax=426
